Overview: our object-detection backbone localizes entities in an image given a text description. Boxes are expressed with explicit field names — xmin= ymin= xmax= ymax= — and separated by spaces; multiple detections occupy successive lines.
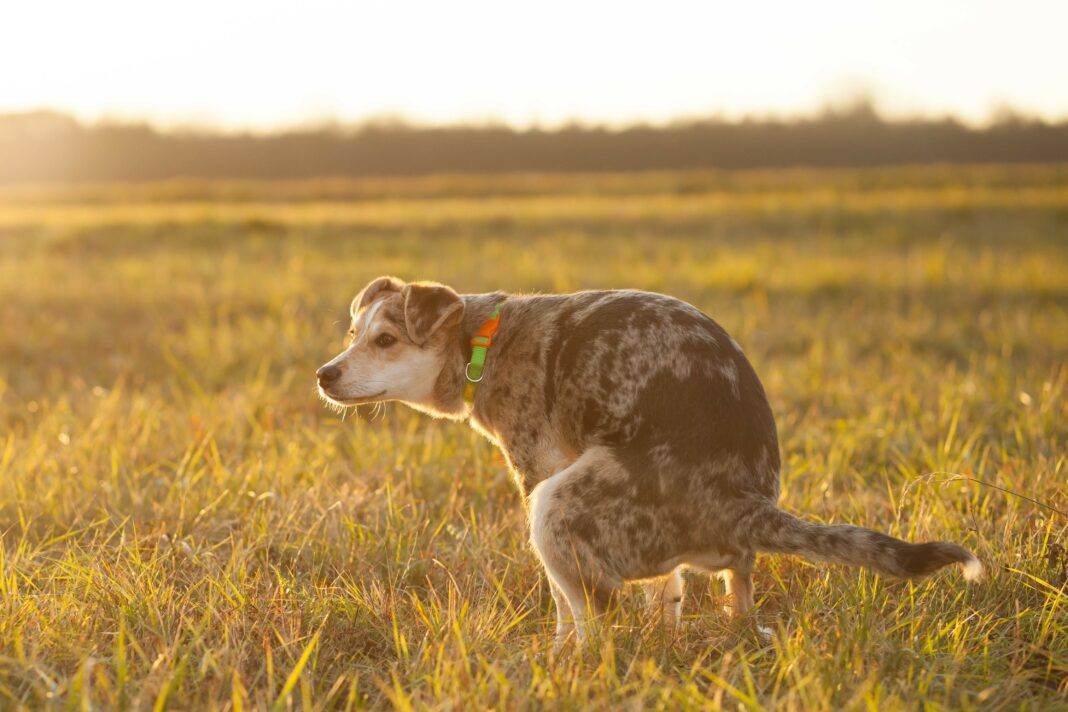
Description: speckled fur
xmin=319 ymin=278 xmax=983 ymax=646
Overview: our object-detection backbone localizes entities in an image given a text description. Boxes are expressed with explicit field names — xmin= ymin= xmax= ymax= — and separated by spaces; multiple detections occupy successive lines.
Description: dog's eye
xmin=374 ymin=333 xmax=397 ymax=348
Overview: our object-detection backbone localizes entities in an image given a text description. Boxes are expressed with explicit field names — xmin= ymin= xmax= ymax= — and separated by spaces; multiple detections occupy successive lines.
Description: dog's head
xmin=317 ymin=276 xmax=464 ymax=409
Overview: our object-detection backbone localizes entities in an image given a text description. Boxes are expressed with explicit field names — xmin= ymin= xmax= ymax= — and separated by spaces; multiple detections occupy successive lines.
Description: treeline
xmin=2 ymin=106 xmax=1068 ymax=182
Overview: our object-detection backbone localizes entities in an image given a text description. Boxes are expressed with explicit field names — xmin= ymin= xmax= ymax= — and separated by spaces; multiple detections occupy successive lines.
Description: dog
xmin=317 ymin=276 xmax=982 ymax=646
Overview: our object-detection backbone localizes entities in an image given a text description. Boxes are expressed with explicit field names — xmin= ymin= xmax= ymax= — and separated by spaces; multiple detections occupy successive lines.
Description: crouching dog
xmin=317 ymin=277 xmax=982 ymax=647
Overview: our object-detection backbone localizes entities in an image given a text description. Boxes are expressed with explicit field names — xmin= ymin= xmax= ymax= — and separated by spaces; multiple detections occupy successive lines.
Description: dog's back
xmin=539 ymin=289 xmax=781 ymax=499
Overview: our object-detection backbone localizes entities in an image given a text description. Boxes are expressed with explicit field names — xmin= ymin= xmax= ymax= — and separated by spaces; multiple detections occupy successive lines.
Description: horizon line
xmin=4 ymin=99 xmax=1067 ymax=137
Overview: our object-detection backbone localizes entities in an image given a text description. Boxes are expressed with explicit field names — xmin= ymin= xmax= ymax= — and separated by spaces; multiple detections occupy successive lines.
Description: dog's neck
xmin=458 ymin=292 xmax=508 ymax=361
xmin=422 ymin=292 xmax=509 ymax=419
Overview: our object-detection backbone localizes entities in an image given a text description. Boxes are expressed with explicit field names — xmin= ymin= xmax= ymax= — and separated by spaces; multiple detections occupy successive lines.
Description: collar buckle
xmin=465 ymin=362 xmax=486 ymax=383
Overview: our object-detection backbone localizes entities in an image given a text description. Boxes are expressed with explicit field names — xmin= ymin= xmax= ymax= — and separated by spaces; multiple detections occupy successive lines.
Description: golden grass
xmin=1 ymin=185 xmax=1067 ymax=232
xmin=0 ymin=166 xmax=1066 ymax=710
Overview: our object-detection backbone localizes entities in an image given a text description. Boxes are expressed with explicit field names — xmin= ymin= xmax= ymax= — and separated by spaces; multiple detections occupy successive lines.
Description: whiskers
xmin=314 ymin=380 xmax=389 ymax=423
xmin=318 ymin=392 xmax=350 ymax=416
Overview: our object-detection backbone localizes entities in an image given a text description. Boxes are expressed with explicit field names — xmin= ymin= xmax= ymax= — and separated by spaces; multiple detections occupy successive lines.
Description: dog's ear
xmin=351 ymin=276 xmax=404 ymax=317
xmin=402 ymin=282 xmax=464 ymax=345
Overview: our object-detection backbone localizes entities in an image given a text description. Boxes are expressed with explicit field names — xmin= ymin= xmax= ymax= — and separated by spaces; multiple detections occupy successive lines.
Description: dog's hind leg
xmin=720 ymin=552 xmax=755 ymax=618
xmin=644 ymin=567 xmax=684 ymax=629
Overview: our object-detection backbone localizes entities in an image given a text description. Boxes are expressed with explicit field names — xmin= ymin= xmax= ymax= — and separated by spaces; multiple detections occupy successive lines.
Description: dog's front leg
xmin=548 ymin=578 xmax=575 ymax=644
xmin=527 ymin=448 xmax=626 ymax=649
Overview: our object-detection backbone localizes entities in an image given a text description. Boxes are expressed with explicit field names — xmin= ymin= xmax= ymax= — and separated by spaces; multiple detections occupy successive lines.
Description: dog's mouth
xmin=319 ymin=389 xmax=387 ymax=406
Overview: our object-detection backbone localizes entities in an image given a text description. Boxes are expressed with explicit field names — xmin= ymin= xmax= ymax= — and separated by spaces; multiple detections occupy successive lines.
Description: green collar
xmin=463 ymin=303 xmax=503 ymax=405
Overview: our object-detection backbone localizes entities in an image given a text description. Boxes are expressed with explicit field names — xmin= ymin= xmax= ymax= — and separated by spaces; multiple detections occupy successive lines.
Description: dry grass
xmin=0 ymin=165 xmax=1066 ymax=710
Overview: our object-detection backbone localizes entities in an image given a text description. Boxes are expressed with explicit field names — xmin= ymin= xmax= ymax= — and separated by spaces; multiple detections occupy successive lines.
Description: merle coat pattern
xmin=317 ymin=277 xmax=982 ymax=646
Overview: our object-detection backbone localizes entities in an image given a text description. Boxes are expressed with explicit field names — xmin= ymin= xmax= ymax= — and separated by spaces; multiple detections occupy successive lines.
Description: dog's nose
xmin=317 ymin=364 xmax=342 ymax=387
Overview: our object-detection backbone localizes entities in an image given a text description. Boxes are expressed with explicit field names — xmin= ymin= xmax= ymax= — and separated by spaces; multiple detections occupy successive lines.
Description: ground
xmin=0 ymin=166 xmax=1066 ymax=710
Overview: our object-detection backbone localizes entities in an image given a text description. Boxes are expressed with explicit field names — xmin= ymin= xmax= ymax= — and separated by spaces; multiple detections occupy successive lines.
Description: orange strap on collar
xmin=463 ymin=303 xmax=503 ymax=404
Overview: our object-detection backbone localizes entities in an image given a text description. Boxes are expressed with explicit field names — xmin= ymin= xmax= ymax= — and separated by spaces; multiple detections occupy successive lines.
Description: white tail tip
xmin=961 ymin=555 xmax=984 ymax=582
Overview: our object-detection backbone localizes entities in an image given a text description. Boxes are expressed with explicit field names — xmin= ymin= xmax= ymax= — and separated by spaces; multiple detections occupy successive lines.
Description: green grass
xmin=1 ymin=165 xmax=1066 ymax=710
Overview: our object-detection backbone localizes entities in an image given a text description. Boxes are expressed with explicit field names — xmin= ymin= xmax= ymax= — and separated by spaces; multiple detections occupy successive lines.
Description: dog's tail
xmin=745 ymin=503 xmax=983 ymax=581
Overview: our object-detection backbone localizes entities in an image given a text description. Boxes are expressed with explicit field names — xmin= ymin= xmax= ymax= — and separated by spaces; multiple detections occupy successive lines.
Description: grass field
xmin=1 ymin=165 xmax=1066 ymax=710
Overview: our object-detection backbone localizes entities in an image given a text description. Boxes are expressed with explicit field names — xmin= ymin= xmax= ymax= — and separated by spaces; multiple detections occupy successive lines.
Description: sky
xmin=2 ymin=0 xmax=1067 ymax=130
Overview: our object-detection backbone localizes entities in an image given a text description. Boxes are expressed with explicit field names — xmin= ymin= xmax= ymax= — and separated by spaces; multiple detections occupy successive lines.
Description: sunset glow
xmin=2 ymin=0 xmax=1067 ymax=129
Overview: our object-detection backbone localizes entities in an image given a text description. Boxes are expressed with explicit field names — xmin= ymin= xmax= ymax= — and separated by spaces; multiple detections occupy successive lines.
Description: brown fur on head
xmin=318 ymin=276 xmax=467 ymax=415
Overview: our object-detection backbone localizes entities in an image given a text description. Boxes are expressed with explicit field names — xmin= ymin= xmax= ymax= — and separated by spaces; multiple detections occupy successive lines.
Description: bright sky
xmin=2 ymin=0 xmax=1066 ymax=130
